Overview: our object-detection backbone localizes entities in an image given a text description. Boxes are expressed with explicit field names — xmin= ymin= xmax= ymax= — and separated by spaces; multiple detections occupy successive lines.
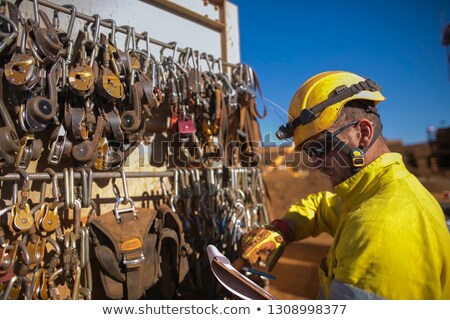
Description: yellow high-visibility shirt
xmin=284 ymin=153 xmax=450 ymax=299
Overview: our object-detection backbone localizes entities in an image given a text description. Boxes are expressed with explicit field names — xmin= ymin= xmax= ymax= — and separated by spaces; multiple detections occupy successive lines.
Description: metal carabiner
xmin=183 ymin=168 xmax=194 ymax=214
xmin=79 ymin=227 xmax=93 ymax=295
xmin=78 ymin=287 xmax=92 ymax=300
xmin=86 ymin=200 xmax=98 ymax=225
xmin=1 ymin=275 xmax=17 ymax=300
xmin=204 ymin=168 xmax=214 ymax=196
xmin=167 ymin=168 xmax=179 ymax=212
xmin=63 ymin=168 xmax=69 ymax=209
xmin=0 ymin=11 xmax=18 ymax=53
xmin=169 ymin=41 xmax=178 ymax=61
xmin=159 ymin=176 xmax=170 ymax=202
xmin=83 ymin=13 xmax=100 ymax=45
xmin=200 ymin=52 xmax=211 ymax=72
xmin=138 ymin=30 xmax=149 ymax=54
xmin=63 ymin=168 xmax=74 ymax=209
xmin=118 ymin=169 xmax=130 ymax=204
xmin=130 ymin=26 xmax=137 ymax=53
xmin=120 ymin=24 xmax=133 ymax=53
xmin=189 ymin=168 xmax=200 ymax=197
xmin=139 ymin=31 xmax=151 ymax=73
xmin=73 ymin=199 xmax=82 ymax=239
xmin=86 ymin=168 xmax=93 ymax=206
xmin=43 ymin=168 xmax=60 ymax=206
xmin=229 ymin=168 xmax=238 ymax=193
xmin=89 ymin=14 xmax=101 ymax=68
xmin=102 ymin=18 xmax=117 ymax=46
xmin=16 ymin=239 xmax=30 ymax=268
xmin=15 ymin=168 xmax=30 ymax=209
xmin=45 ymin=236 xmax=61 ymax=273
xmin=112 ymin=169 xmax=135 ymax=222
xmin=79 ymin=227 xmax=89 ymax=270
xmin=30 ymin=178 xmax=47 ymax=214
xmin=48 ymin=268 xmax=63 ymax=300
xmin=28 ymin=0 xmax=40 ymax=28
xmin=59 ymin=4 xmax=77 ymax=43
xmin=178 ymin=46 xmax=192 ymax=69
xmin=160 ymin=40 xmax=177 ymax=63
xmin=208 ymin=54 xmax=217 ymax=75
xmin=76 ymin=168 xmax=89 ymax=208
xmin=11 ymin=177 xmax=18 ymax=205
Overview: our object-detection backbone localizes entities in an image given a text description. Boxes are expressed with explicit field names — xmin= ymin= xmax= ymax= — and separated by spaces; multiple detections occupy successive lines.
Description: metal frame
xmin=143 ymin=0 xmax=228 ymax=64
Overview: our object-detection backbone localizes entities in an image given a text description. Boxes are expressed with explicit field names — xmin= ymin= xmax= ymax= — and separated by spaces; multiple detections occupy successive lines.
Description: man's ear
xmin=358 ymin=118 xmax=374 ymax=148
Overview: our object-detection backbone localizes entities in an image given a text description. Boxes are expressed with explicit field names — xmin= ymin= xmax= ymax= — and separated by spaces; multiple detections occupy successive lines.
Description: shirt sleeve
xmin=283 ymin=191 xmax=340 ymax=241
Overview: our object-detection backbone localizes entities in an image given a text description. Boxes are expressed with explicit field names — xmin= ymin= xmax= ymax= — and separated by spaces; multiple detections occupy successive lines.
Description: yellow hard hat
xmin=276 ymin=71 xmax=385 ymax=149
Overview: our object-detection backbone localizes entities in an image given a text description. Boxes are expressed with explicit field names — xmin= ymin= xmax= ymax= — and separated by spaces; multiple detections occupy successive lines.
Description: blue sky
xmin=232 ymin=0 xmax=450 ymax=145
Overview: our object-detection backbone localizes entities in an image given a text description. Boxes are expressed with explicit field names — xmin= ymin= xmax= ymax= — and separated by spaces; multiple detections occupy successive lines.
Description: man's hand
xmin=241 ymin=227 xmax=286 ymax=272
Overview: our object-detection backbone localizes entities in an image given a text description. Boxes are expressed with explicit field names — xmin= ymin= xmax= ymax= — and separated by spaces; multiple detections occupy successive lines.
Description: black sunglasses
xmin=301 ymin=121 xmax=359 ymax=158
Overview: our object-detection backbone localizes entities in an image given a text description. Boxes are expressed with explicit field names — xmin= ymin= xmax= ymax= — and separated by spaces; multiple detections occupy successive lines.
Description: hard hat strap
xmin=337 ymin=121 xmax=383 ymax=171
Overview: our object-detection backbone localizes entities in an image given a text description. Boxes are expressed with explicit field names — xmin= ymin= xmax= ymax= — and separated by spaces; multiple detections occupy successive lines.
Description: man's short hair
xmin=333 ymin=99 xmax=382 ymax=131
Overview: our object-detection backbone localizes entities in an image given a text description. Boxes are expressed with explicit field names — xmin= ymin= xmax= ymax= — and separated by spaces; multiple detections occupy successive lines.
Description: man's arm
xmin=283 ymin=191 xmax=341 ymax=241
xmin=242 ymin=191 xmax=340 ymax=270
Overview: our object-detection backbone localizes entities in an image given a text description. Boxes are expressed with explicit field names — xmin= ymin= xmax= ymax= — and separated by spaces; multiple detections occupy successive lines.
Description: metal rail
xmin=0 ymin=170 xmax=175 ymax=181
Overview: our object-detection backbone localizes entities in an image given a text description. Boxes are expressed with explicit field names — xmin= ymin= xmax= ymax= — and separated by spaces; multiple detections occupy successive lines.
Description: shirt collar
xmin=333 ymin=152 xmax=407 ymax=201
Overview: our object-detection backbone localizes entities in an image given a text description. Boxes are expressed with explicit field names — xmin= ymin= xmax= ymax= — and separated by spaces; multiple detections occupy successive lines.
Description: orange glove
xmin=241 ymin=227 xmax=285 ymax=272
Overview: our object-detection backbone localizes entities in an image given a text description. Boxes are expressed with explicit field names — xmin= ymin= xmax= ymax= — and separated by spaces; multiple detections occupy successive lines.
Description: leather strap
xmin=104 ymin=107 xmax=123 ymax=142
xmin=125 ymin=266 xmax=142 ymax=299
xmin=158 ymin=204 xmax=192 ymax=284
xmin=0 ymin=68 xmax=19 ymax=165
xmin=249 ymin=68 xmax=267 ymax=119
xmin=68 ymin=102 xmax=85 ymax=140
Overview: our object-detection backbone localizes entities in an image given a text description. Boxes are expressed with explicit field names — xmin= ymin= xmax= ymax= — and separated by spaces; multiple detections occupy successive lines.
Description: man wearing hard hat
xmin=241 ymin=71 xmax=450 ymax=299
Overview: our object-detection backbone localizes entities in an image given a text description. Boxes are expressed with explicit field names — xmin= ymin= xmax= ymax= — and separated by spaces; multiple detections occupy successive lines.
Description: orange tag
xmin=121 ymin=237 xmax=142 ymax=251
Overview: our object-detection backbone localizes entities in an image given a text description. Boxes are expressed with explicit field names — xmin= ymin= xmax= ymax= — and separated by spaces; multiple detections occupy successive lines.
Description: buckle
xmin=350 ymin=148 xmax=365 ymax=168
xmin=122 ymin=250 xmax=145 ymax=265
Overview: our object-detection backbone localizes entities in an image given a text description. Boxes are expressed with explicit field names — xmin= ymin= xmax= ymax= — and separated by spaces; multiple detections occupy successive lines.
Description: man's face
xmin=302 ymin=124 xmax=359 ymax=187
